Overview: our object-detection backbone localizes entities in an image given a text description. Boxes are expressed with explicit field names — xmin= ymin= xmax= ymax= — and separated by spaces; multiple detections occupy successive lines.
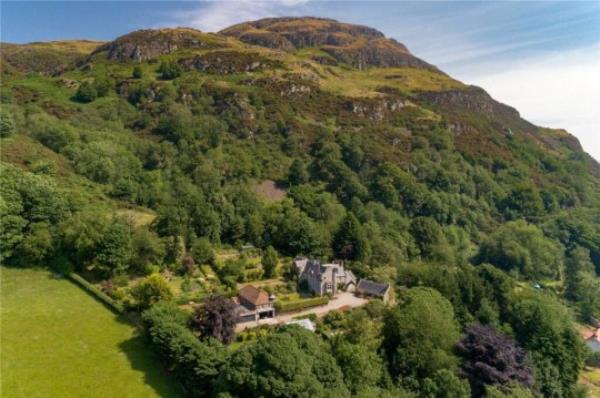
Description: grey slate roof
xmin=357 ymin=279 xmax=390 ymax=297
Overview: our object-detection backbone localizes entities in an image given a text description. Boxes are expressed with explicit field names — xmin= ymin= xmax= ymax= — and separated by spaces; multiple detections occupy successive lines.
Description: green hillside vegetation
xmin=1 ymin=17 xmax=599 ymax=398
xmin=1 ymin=40 xmax=103 ymax=76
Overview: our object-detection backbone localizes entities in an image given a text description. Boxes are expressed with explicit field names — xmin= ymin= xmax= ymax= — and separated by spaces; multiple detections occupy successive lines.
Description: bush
xmin=130 ymin=273 xmax=174 ymax=310
xmin=68 ymin=273 xmax=124 ymax=313
xmin=93 ymin=76 xmax=113 ymax=97
xmin=274 ymin=296 xmax=329 ymax=312
xmin=158 ymin=61 xmax=182 ymax=80
xmin=132 ymin=66 xmax=143 ymax=79
xmin=75 ymin=82 xmax=97 ymax=103
xmin=0 ymin=112 xmax=15 ymax=137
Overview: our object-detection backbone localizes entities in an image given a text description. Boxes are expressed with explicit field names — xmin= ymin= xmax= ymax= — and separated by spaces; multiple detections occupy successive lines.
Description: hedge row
xmin=274 ymin=296 xmax=329 ymax=312
xmin=68 ymin=273 xmax=124 ymax=314
xmin=174 ymin=291 xmax=208 ymax=305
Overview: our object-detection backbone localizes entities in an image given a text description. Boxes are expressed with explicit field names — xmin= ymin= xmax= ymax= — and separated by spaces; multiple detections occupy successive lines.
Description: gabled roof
xmin=238 ymin=285 xmax=270 ymax=306
xmin=357 ymin=279 xmax=390 ymax=296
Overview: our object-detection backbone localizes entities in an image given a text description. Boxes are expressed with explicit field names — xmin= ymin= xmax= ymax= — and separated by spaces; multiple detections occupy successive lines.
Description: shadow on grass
xmin=118 ymin=331 xmax=184 ymax=398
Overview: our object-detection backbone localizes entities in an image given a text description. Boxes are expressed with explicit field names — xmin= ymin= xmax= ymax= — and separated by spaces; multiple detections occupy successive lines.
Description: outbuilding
xmin=355 ymin=279 xmax=392 ymax=304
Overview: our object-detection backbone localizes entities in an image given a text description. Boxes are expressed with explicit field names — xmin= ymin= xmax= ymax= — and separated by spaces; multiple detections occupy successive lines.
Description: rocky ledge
xmin=220 ymin=17 xmax=438 ymax=71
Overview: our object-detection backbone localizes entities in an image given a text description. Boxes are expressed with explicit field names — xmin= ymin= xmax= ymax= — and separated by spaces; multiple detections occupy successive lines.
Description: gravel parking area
xmin=235 ymin=292 xmax=368 ymax=332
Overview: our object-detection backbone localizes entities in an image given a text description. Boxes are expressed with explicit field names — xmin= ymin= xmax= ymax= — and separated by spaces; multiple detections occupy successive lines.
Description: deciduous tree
xmin=190 ymin=295 xmax=237 ymax=344
xmin=383 ymin=287 xmax=460 ymax=390
xmin=214 ymin=326 xmax=350 ymax=397
xmin=457 ymin=323 xmax=533 ymax=397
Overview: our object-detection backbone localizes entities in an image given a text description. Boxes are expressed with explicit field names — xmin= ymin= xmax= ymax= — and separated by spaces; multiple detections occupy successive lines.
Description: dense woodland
xmin=1 ymin=18 xmax=600 ymax=398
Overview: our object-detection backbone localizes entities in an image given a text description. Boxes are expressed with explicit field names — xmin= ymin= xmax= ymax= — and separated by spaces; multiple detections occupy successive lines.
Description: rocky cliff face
xmin=91 ymin=28 xmax=222 ymax=62
xmin=178 ymin=51 xmax=282 ymax=74
xmin=418 ymin=86 xmax=521 ymax=120
xmin=220 ymin=17 xmax=437 ymax=71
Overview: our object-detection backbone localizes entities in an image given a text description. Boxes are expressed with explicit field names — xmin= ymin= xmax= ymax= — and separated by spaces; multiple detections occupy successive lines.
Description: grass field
xmin=1 ymin=266 xmax=181 ymax=398
xmin=580 ymin=366 xmax=600 ymax=398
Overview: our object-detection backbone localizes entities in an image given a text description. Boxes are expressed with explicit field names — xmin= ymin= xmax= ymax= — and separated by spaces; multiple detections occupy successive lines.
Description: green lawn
xmin=580 ymin=367 xmax=600 ymax=397
xmin=1 ymin=267 xmax=182 ymax=398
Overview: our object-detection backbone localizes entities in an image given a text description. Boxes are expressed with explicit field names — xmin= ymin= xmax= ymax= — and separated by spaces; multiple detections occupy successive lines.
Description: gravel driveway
xmin=235 ymin=292 xmax=368 ymax=332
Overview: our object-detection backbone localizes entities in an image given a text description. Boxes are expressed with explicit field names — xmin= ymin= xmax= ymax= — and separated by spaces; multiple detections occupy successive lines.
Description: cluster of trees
xmin=138 ymin=282 xmax=585 ymax=398
xmin=142 ymin=302 xmax=225 ymax=396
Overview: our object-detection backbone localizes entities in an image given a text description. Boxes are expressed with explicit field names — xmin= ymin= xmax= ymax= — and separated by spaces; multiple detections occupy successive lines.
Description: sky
xmin=2 ymin=1 xmax=599 ymax=160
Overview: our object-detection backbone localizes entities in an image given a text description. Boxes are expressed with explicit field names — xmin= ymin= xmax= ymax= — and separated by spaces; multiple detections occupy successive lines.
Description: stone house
xmin=355 ymin=279 xmax=392 ymax=304
xmin=235 ymin=285 xmax=275 ymax=323
xmin=292 ymin=257 xmax=356 ymax=296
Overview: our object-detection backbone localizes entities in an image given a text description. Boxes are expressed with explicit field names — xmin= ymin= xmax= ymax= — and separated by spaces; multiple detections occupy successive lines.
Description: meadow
xmin=0 ymin=266 xmax=181 ymax=398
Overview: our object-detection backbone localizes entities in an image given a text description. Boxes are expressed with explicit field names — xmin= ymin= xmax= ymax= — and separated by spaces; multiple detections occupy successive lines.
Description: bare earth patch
xmin=253 ymin=180 xmax=286 ymax=202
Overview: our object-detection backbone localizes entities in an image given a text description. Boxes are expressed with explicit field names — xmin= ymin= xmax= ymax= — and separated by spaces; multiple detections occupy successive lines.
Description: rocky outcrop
xmin=322 ymin=37 xmax=434 ymax=70
xmin=91 ymin=28 xmax=222 ymax=62
xmin=220 ymin=17 xmax=438 ymax=71
xmin=178 ymin=51 xmax=282 ymax=74
xmin=418 ymin=86 xmax=521 ymax=120
xmin=538 ymin=128 xmax=584 ymax=152
xmin=346 ymin=97 xmax=408 ymax=121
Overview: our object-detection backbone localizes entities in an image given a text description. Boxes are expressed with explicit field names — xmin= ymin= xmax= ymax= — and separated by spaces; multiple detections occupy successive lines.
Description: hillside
xmin=1 ymin=40 xmax=103 ymax=76
xmin=1 ymin=17 xmax=599 ymax=398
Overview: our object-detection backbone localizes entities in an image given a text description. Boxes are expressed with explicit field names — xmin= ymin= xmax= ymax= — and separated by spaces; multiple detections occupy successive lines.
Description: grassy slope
xmin=1 ymin=40 xmax=103 ymax=75
xmin=0 ymin=267 xmax=181 ymax=398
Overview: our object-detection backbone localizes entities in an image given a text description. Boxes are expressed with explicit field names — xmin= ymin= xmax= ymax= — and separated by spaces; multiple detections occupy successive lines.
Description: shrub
xmin=132 ymin=65 xmax=143 ymax=79
xmin=130 ymin=273 xmax=173 ymax=310
xmin=158 ymin=61 xmax=182 ymax=80
xmin=93 ymin=75 xmax=113 ymax=97
xmin=75 ymin=81 xmax=97 ymax=103
xmin=0 ymin=112 xmax=15 ymax=137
